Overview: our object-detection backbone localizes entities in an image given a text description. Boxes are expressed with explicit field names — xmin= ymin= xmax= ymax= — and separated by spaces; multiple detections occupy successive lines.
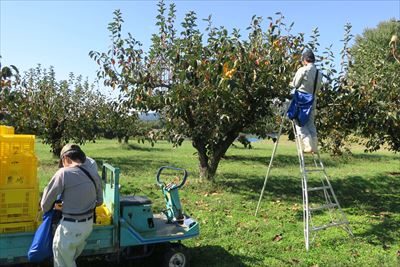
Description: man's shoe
xmin=303 ymin=147 xmax=314 ymax=153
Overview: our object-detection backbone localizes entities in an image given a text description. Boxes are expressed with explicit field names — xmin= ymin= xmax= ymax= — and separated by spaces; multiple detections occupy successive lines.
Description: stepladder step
xmin=309 ymin=203 xmax=338 ymax=212
xmin=311 ymin=221 xmax=350 ymax=232
xmin=307 ymin=185 xmax=331 ymax=192
xmin=304 ymin=168 xmax=325 ymax=173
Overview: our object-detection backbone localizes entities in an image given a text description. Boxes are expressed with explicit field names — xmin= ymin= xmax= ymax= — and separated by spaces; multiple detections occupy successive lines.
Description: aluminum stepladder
xmin=254 ymin=104 xmax=353 ymax=250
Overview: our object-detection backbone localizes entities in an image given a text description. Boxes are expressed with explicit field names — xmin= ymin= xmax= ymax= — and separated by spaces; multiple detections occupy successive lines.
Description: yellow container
xmin=0 ymin=154 xmax=38 ymax=189
xmin=95 ymin=204 xmax=112 ymax=225
xmin=0 ymin=125 xmax=14 ymax=135
xmin=0 ymin=220 xmax=37 ymax=233
xmin=0 ymin=134 xmax=35 ymax=158
xmin=0 ymin=188 xmax=39 ymax=223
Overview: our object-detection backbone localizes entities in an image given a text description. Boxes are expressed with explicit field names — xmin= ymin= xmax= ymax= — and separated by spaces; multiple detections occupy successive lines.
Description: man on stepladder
xmin=290 ymin=49 xmax=323 ymax=153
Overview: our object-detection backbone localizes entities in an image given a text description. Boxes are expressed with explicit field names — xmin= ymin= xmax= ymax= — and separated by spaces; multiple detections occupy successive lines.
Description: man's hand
xmin=54 ymin=203 xmax=63 ymax=210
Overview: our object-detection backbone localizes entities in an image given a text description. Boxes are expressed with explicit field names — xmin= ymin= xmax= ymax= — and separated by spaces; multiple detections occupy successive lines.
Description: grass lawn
xmin=36 ymin=138 xmax=400 ymax=266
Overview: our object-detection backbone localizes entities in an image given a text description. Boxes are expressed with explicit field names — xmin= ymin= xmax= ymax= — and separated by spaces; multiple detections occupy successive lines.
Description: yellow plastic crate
xmin=0 ymin=220 xmax=37 ymax=233
xmin=0 ymin=125 xmax=14 ymax=135
xmin=0 ymin=154 xmax=38 ymax=189
xmin=0 ymin=134 xmax=35 ymax=158
xmin=0 ymin=188 xmax=39 ymax=223
xmin=95 ymin=204 xmax=112 ymax=226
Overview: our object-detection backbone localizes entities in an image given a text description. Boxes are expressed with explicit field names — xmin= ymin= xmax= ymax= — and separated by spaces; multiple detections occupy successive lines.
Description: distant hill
xmin=139 ymin=112 xmax=159 ymax=121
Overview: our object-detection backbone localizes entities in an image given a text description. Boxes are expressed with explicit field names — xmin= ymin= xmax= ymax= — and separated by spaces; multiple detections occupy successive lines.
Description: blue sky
xmin=1 ymin=0 xmax=399 ymax=92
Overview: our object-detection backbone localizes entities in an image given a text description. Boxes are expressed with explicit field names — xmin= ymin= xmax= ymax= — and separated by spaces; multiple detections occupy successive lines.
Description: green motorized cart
xmin=0 ymin=164 xmax=199 ymax=266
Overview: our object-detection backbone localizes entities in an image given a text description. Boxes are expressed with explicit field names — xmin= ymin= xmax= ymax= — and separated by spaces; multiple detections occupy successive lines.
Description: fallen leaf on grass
xmin=291 ymin=203 xmax=300 ymax=211
xmin=272 ymin=199 xmax=282 ymax=206
xmin=285 ymin=245 xmax=293 ymax=251
xmin=272 ymin=233 xmax=283 ymax=242
xmin=351 ymin=249 xmax=360 ymax=257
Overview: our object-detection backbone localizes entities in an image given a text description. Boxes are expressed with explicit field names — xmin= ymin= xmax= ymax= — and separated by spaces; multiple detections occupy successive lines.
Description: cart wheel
xmin=162 ymin=245 xmax=189 ymax=267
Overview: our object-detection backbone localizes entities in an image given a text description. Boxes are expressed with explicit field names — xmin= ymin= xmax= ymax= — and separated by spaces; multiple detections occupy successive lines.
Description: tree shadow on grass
xmin=351 ymin=153 xmax=398 ymax=161
xmin=222 ymin=154 xmax=342 ymax=168
xmin=223 ymin=151 xmax=399 ymax=169
xmin=331 ymin=174 xmax=400 ymax=247
xmin=222 ymin=155 xmax=271 ymax=165
xmin=358 ymin=215 xmax=400 ymax=248
xmin=121 ymin=143 xmax=165 ymax=152
xmin=217 ymin=171 xmax=400 ymax=212
xmin=188 ymin=245 xmax=254 ymax=267
xmin=331 ymin=174 xmax=400 ymax=213
xmin=216 ymin=171 xmax=400 ymax=247
xmin=215 ymin=173 xmax=303 ymax=202
xmin=73 ymin=245 xmax=252 ymax=267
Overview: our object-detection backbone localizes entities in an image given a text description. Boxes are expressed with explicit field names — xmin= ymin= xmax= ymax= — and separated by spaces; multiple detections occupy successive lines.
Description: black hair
xmin=301 ymin=49 xmax=316 ymax=63
xmin=63 ymin=149 xmax=86 ymax=163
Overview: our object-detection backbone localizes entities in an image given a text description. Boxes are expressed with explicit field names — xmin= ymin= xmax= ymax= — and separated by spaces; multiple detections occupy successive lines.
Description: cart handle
xmin=156 ymin=166 xmax=188 ymax=189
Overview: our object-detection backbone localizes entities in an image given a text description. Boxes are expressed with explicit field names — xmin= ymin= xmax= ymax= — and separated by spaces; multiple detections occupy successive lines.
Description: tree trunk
xmin=192 ymin=139 xmax=209 ymax=180
xmin=124 ymin=136 xmax=129 ymax=143
xmin=199 ymin=162 xmax=209 ymax=179
xmin=208 ymin=132 xmax=239 ymax=179
xmin=51 ymin=136 xmax=63 ymax=157
xmin=193 ymin=131 xmax=239 ymax=181
xmin=52 ymin=145 xmax=62 ymax=157
xmin=50 ymin=127 xmax=65 ymax=157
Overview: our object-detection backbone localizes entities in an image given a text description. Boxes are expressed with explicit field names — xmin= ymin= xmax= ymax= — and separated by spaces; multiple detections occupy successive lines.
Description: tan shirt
xmin=41 ymin=157 xmax=103 ymax=219
xmin=290 ymin=63 xmax=323 ymax=118
xmin=290 ymin=63 xmax=322 ymax=94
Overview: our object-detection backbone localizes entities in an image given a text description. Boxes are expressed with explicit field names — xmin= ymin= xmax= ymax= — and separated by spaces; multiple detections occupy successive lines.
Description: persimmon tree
xmin=346 ymin=20 xmax=400 ymax=152
xmin=318 ymin=20 xmax=400 ymax=154
xmin=98 ymin=100 xmax=141 ymax=144
xmin=21 ymin=66 xmax=106 ymax=155
xmin=90 ymin=1 xmax=316 ymax=180
xmin=0 ymin=61 xmax=21 ymax=126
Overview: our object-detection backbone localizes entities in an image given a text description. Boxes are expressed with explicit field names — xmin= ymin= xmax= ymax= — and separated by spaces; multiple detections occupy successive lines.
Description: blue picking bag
xmin=287 ymin=92 xmax=299 ymax=121
xmin=287 ymin=70 xmax=319 ymax=127
xmin=28 ymin=210 xmax=55 ymax=262
xmin=287 ymin=90 xmax=315 ymax=127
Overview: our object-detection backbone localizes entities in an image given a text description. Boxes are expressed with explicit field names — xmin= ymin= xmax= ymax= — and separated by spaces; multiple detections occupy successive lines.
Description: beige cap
xmin=58 ymin=144 xmax=84 ymax=167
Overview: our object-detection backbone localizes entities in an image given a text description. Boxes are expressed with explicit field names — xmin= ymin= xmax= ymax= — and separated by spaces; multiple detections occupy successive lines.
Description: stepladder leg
xmin=302 ymin=178 xmax=310 ymax=251
xmin=293 ymin=120 xmax=352 ymax=250
xmin=256 ymin=108 xmax=352 ymax=251
xmin=255 ymin=104 xmax=288 ymax=216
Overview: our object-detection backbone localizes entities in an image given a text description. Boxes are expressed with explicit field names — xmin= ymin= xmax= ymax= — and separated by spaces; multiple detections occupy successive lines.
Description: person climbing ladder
xmin=289 ymin=49 xmax=323 ymax=153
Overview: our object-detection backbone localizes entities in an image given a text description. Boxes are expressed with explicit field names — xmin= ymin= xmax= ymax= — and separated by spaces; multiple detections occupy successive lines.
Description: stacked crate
xmin=0 ymin=125 xmax=39 ymax=233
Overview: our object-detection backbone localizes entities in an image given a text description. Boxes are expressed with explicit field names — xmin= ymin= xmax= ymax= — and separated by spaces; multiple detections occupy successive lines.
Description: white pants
xmin=53 ymin=218 xmax=93 ymax=267
xmin=295 ymin=111 xmax=318 ymax=150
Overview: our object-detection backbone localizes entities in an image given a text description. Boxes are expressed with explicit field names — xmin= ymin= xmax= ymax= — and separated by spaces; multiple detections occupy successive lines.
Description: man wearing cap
xmin=41 ymin=144 xmax=103 ymax=267
xmin=290 ymin=49 xmax=323 ymax=153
